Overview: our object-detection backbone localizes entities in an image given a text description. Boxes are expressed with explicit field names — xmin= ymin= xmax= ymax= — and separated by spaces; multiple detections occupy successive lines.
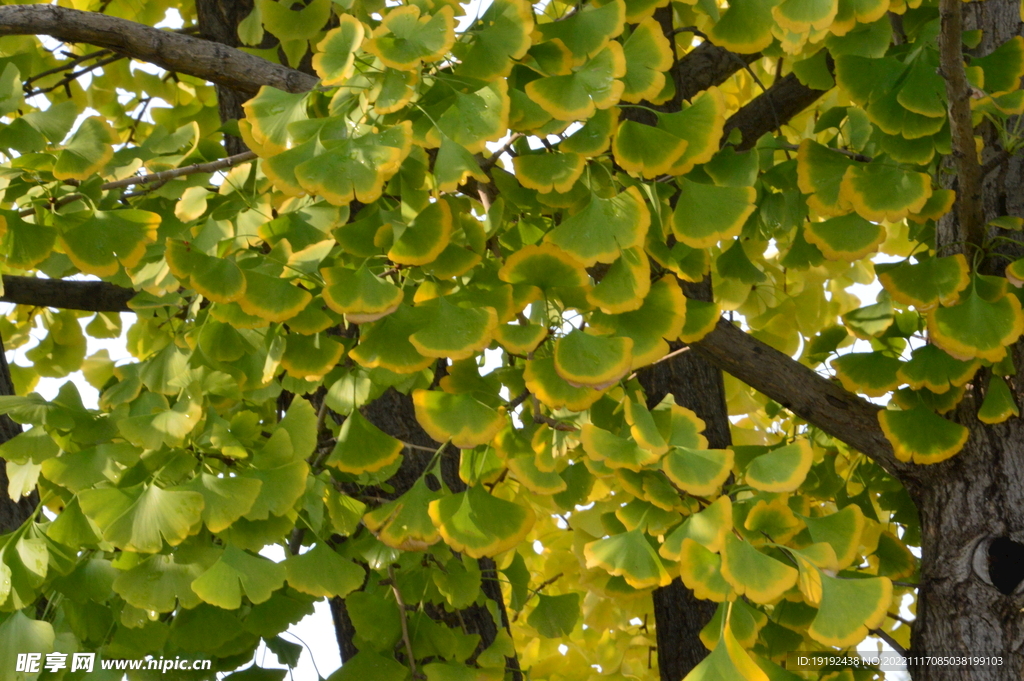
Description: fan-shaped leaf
xmin=428 ymin=485 xmax=535 ymax=558
xmin=364 ymin=477 xmax=442 ymax=551
xmin=554 ymin=330 xmax=633 ymax=389
xmin=413 ymin=390 xmax=505 ymax=448
xmin=590 ymin=277 xmax=687 ymax=367
xmin=526 ymin=43 xmax=626 ymax=121
xmin=410 ymin=298 xmax=498 ymax=360
xmin=897 ymin=344 xmax=979 ymax=394
xmin=621 ymin=17 xmax=674 ymax=102
xmin=584 ymin=528 xmax=673 ymax=589
xmin=878 ymin=406 xmax=969 ymax=464
xmin=524 ymin=357 xmax=606 ymax=410
xmin=804 ymin=214 xmax=886 ymax=262
xmin=661 ymin=496 xmax=733 ymax=558
xmin=878 ymin=255 xmax=970 ymax=311
xmin=60 ymin=209 xmax=159 ymax=277
xmin=285 ymin=543 xmax=364 ymax=598
xmin=807 ymin=573 xmax=892 ymax=647
xmin=191 ymin=546 xmax=286 ymax=609
xmin=978 ymin=374 xmax=1019 ymax=424
xmin=672 ymin=179 xmax=756 ymax=249
xmin=720 ymin=534 xmax=798 ymax=604
xmin=364 ymin=5 xmax=455 ymax=69
xmin=388 ymin=200 xmax=453 ymax=266
xmin=312 ymin=15 xmax=365 ymax=85
xmin=78 ymin=484 xmax=204 ymax=553
xmin=581 ymin=423 xmax=661 ymax=471
xmin=677 ymin=538 xmax=734 ymax=602
xmin=745 ymin=441 xmax=813 ymax=493
xmin=840 ymin=163 xmax=932 ymax=222
xmin=545 ymin=186 xmax=650 ymax=265
xmin=326 ymin=410 xmax=404 ymax=474
xmin=663 ymin=447 xmax=733 ymax=496
xmin=927 ymin=288 xmax=1024 ymax=362
xmin=803 ymin=504 xmax=865 ymax=569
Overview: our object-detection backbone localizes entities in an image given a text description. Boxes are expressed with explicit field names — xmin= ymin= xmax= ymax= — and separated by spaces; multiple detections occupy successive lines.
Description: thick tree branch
xmin=690 ymin=318 xmax=911 ymax=478
xmin=938 ymin=0 xmax=985 ymax=249
xmin=0 ymin=4 xmax=317 ymax=95
xmin=722 ymin=71 xmax=832 ymax=150
xmin=1 ymin=276 xmax=134 ymax=312
xmin=672 ymin=41 xmax=759 ymax=102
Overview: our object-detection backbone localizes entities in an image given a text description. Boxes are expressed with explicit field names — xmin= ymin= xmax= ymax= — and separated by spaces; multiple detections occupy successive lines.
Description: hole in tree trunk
xmin=988 ymin=537 xmax=1024 ymax=595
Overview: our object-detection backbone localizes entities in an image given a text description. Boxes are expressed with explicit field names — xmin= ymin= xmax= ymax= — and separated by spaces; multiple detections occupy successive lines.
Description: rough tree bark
xmin=0 ymin=333 xmax=34 ymax=534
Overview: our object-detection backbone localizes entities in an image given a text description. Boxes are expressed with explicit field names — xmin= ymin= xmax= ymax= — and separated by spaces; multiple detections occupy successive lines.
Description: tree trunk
xmin=0 ymin=332 xmax=35 ymax=535
xmin=905 ymin=2 xmax=1024 ymax=678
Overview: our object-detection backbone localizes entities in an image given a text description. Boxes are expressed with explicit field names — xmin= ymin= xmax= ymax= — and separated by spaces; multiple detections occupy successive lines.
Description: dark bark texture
xmin=0 ymin=332 xmax=35 ymax=534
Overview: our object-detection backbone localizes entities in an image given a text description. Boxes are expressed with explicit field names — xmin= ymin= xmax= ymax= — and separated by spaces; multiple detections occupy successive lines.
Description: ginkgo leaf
xmin=237 ymin=269 xmax=312 ymax=323
xmin=513 ymin=152 xmax=585 ymax=193
xmin=661 ymin=496 xmax=733 ymax=558
xmin=663 ymin=447 xmax=733 ymax=496
xmin=708 ymin=0 xmax=778 ymax=54
xmin=281 ymin=332 xmax=344 ymax=380
xmin=744 ymin=497 xmax=805 ymax=544
xmin=182 ymin=473 xmax=262 ymax=533
xmin=494 ymin=323 xmax=547 ymax=355
xmin=350 ymin=304 xmax=434 ymax=373
xmin=165 ymin=239 xmax=246 ymax=304
xmin=897 ymin=344 xmax=979 ymax=394
xmin=590 ymin=276 xmax=687 ymax=367
xmin=364 ymin=477 xmax=443 ymax=551
xmin=388 ymin=200 xmax=453 ymax=266
xmin=678 ymin=297 xmax=719 ymax=343
xmin=410 ymin=298 xmax=498 ymax=360
xmin=0 ymin=210 xmax=57 ymax=270
xmin=78 ymin=484 xmax=204 ymax=553
xmin=112 ymin=553 xmax=208 ymax=613
xmin=625 ymin=399 xmax=668 ymax=455
xmin=878 ymin=255 xmax=970 ymax=311
xmin=428 ymin=81 xmax=511 ymax=154
xmin=652 ymin=398 xmax=708 ymax=449
xmin=830 ymin=352 xmax=902 ymax=397
xmin=243 ymin=87 xmax=310 ymax=155
xmin=796 ymin=140 xmax=854 ymax=216
xmin=839 ymin=163 xmax=933 ymax=222
xmin=528 ymin=592 xmax=580 ymax=638
xmin=524 ymin=357 xmax=606 ymax=411
xmin=677 ymin=538 xmax=734 ymax=602
xmin=744 ymin=441 xmax=813 ymax=493
xmin=526 ymin=43 xmax=626 ymax=121
xmin=612 ymin=120 xmax=688 ymax=178
xmin=364 ymin=5 xmax=456 ymax=69
xmin=561 ymin=107 xmax=618 ymax=156
xmin=326 ymin=410 xmax=404 ymax=474
xmin=621 ymin=18 xmax=674 ymax=102
xmin=657 ymin=88 xmax=727 ymax=175
xmin=807 ymin=573 xmax=892 ymax=647
xmin=507 ymin=454 xmax=567 ymax=494
xmin=874 ymin=530 xmax=918 ymax=580
xmin=191 ymin=546 xmax=286 ymax=609
xmin=498 ymin=242 xmax=591 ymax=292
xmin=773 ymin=0 xmax=838 ymax=33
xmin=908 ymin=188 xmax=956 ymax=223
xmin=672 ymin=179 xmax=756 ymax=249
xmin=978 ymin=374 xmax=1019 ymax=424
xmin=928 ymin=288 xmax=1024 ymax=362
xmin=584 ymin=528 xmax=673 ymax=589
xmin=804 ymin=214 xmax=886 ymax=262
xmin=878 ymin=406 xmax=969 ymax=464
xmin=312 ymin=15 xmax=365 ymax=85
xmin=428 ymin=485 xmax=535 ymax=558
xmin=455 ymin=0 xmax=534 ymax=81
xmin=60 ymin=209 xmax=159 ymax=277
xmin=535 ymin=0 xmax=625 ymax=62
xmin=554 ymin=330 xmax=633 ymax=389
xmin=413 ymin=390 xmax=506 ymax=448
xmin=52 ymin=117 xmax=114 ymax=180
xmin=285 ymin=543 xmax=364 ymax=598
xmin=545 ymin=186 xmax=650 ymax=265
xmin=719 ymin=534 xmax=798 ymax=604
xmin=321 ymin=266 xmax=403 ymax=323
xmin=581 ymin=423 xmax=661 ymax=471
xmin=688 ymin=618 xmax=770 ymax=680
xmin=803 ymin=504 xmax=865 ymax=569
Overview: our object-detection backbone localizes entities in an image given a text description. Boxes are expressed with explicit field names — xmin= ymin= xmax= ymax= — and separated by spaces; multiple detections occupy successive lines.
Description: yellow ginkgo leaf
xmin=412 ymin=390 xmax=506 ymax=448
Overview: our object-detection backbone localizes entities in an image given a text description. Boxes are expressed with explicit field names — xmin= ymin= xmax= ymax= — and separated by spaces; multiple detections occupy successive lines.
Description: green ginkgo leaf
xmin=672 ymin=178 xmax=756 ymax=249
xmin=425 ymin=81 xmax=511 ymax=154
xmin=78 ymin=484 xmax=204 ymax=553
xmin=652 ymin=398 xmax=708 ymax=449
xmin=797 ymin=140 xmax=856 ymax=218
xmin=677 ymin=538 xmax=734 ymax=602
xmin=807 ymin=573 xmax=892 ymax=647
xmin=878 ymin=406 xmax=969 ymax=464
xmin=878 ymin=254 xmax=970 ymax=311
xmin=526 ymin=43 xmax=626 ymax=121
xmin=321 ymin=266 xmax=403 ymax=323
xmin=897 ymin=344 xmax=979 ymax=394
xmin=978 ymin=374 xmax=1019 ymax=424
xmin=112 ymin=553 xmax=208 ymax=613
xmin=545 ymin=186 xmax=650 ymax=265
xmin=707 ymin=0 xmax=778 ymax=54
xmin=524 ymin=357 xmax=606 ymax=411
xmin=281 ymin=332 xmax=345 ymax=380
xmin=284 ymin=543 xmax=364 ymax=598
xmin=181 ymin=473 xmax=262 ymax=534
xmin=590 ymin=276 xmax=686 ymax=367
xmin=364 ymin=477 xmax=442 ymax=552
xmin=413 ymin=390 xmax=506 ymax=448
xmin=561 ymin=107 xmax=618 ymax=156
xmin=744 ymin=441 xmax=813 ymax=493
xmin=326 ymin=410 xmax=404 ymax=474
xmin=687 ymin=617 xmax=771 ymax=680
xmin=584 ymin=528 xmax=673 ymax=589
xmin=625 ymin=399 xmax=668 ymax=454
xmin=0 ymin=210 xmax=57 ymax=269
xmin=678 ymin=297 xmax=719 ymax=344
xmin=657 ymin=87 xmax=727 ymax=175
xmin=191 ymin=546 xmax=286 ymax=609
xmin=971 ymin=36 xmax=1024 ymax=94
xmin=498 ymin=242 xmax=591 ymax=292
xmin=928 ymin=288 xmax=1024 ymax=362
xmin=455 ymin=0 xmax=534 ymax=81
xmin=527 ymin=593 xmax=581 ymax=638
xmin=744 ymin=497 xmax=804 ymax=544
xmin=660 ymin=496 xmax=733 ymax=558
xmin=433 ymin=136 xmax=489 ymax=192
xmin=349 ymin=304 xmax=435 ymax=374
xmin=805 ymin=214 xmax=886 ymax=262
xmin=52 ymin=117 xmax=114 ymax=180
xmin=165 ymin=239 xmax=246 ymax=304
xmin=554 ymin=330 xmax=633 ymax=389
xmin=874 ymin=530 xmax=918 ymax=580
xmin=428 ymin=485 xmax=535 ymax=558
xmin=388 ymin=200 xmax=453 ymax=266
xmin=243 ymin=87 xmax=310 ymax=155
xmin=237 ymin=269 xmax=313 ymax=323
xmin=494 ymin=323 xmax=548 ymax=355
xmin=842 ymin=300 xmax=894 ymax=339
xmin=621 ymin=17 xmax=674 ymax=102
xmin=410 ymin=298 xmax=498 ymax=360
xmin=364 ymin=5 xmax=456 ymax=69
xmin=663 ymin=447 xmax=733 ymax=496
xmin=514 ymin=152 xmax=585 ymax=194
xmin=580 ymin=423 xmax=660 ymax=471
xmin=802 ymin=504 xmax=865 ymax=570
xmin=720 ymin=534 xmax=798 ymax=604
xmin=839 ymin=162 xmax=932 ymax=222
xmin=773 ymin=0 xmax=838 ymax=33
xmin=507 ymin=454 xmax=567 ymax=494
xmin=312 ymin=16 xmax=364 ymax=85
xmin=59 ymin=209 xmax=159 ymax=277
xmin=612 ymin=120 xmax=688 ymax=178
xmin=535 ymin=0 xmax=625 ymax=62
xmin=830 ymin=352 xmax=902 ymax=397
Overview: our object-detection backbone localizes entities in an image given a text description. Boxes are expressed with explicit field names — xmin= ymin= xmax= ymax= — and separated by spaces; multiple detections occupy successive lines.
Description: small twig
xmin=777 ymin=142 xmax=872 ymax=163
xmin=386 ymin=565 xmax=421 ymax=679
xmin=531 ymin=394 xmax=577 ymax=432
xmin=627 ymin=345 xmax=691 ymax=380
xmin=891 ymin=580 xmax=920 ymax=588
xmin=871 ymin=627 xmax=909 ymax=656
xmin=887 ymin=611 xmax=914 ymax=626
xmin=481 ymin=133 xmax=523 ymax=171
xmin=507 ymin=389 xmax=530 ymax=410
xmin=25 ymin=53 xmax=124 ymax=97
xmin=23 ymin=49 xmax=110 ymax=89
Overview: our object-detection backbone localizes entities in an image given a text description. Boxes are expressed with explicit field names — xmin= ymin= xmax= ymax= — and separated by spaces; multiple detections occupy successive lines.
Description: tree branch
xmin=938 ymin=0 xmax=985 ymax=250
xmin=722 ymin=70 xmax=833 ymax=150
xmin=0 ymin=4 xmax=317 ymax=95
xmin=0 ymin=276 xmax=135 ymax=312
xmin=689 ymin=318 xmax=911 ymax=478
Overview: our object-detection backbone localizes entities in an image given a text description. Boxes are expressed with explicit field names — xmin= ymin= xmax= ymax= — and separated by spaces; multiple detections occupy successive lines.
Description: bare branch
xmin=722 ymin=70 xmax=833 ymax=150
xmin=0 ymin=276 xmax=134 ymax=312
xmin=0 ymin=4 xmax=318 ymax=95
